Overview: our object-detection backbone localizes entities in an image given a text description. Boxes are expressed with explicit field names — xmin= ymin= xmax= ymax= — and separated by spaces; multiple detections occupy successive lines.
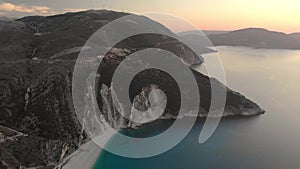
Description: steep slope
xmin=0 ymin=10 xmax=264 ymax=168
xmin=0 ymin=21 xmax=34 ymax=60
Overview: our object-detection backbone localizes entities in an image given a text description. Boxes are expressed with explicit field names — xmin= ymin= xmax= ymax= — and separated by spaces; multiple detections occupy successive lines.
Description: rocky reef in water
xmin=0 ymin=10 xmax=264 ymax=168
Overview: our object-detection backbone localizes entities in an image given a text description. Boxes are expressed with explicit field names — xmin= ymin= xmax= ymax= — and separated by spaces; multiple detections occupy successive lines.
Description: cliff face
xmin=97 ymin=66 xmax=264 ymax=130
xmin=0 ymin=10 xmax=264 ymax=168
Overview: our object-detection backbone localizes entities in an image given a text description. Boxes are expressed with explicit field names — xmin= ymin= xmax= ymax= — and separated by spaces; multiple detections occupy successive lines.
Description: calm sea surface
xmin=93 ymin=46 xmax=300 ymax=169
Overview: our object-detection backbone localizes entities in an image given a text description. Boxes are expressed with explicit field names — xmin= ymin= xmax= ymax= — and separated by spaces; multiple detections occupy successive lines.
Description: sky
xmin=0 ymin=0 xmax=299 ymax=33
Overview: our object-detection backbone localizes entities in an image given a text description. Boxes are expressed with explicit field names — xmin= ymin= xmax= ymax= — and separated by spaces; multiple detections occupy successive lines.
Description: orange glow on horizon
xmin=123 ymin=0 xmax=300 ymax=33
xmin=0 ymin=0 xmax=299 ymax=33
xmin=177 ymin=0 xmax=300 ymax=33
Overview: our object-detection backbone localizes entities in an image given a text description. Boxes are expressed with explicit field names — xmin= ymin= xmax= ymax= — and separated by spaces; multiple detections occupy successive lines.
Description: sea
xmin=93 ymin=46 xmax=300 ymax=169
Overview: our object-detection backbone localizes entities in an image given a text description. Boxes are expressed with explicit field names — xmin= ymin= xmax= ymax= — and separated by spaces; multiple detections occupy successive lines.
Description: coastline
xmin=57 ymin=109 xmax=264 ymax=168
xmin=58 ymin=141 xmax=101 ymax=169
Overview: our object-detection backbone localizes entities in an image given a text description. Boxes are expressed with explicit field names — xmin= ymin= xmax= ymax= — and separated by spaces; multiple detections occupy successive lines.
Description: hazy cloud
xmin=0 ymin=2 xmax=55 ymax=15
xmin=0 ymin=2 xmax=89 ymax=17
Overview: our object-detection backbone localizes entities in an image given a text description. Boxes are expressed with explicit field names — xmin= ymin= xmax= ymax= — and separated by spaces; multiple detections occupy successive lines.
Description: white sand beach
xmin=59 ymin=141 xmax=101 ymax=169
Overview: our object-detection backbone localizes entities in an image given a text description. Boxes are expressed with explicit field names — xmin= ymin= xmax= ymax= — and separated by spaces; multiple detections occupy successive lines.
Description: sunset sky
xmin=0 ymin=0 xmax=299 ymax=33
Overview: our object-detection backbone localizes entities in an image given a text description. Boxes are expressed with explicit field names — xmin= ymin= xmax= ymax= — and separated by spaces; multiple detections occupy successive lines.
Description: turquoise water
xmin=93 ymin=47 xmax=300 ymax=169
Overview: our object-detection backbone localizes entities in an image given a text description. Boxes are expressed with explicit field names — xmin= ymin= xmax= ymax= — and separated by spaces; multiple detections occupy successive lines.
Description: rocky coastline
xmin=0 ymin=10 xmax=264 ymax=168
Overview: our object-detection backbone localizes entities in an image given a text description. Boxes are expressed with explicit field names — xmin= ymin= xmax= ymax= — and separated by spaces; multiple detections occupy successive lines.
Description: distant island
xmin=179 ymin=28 xmax=300 ymax=50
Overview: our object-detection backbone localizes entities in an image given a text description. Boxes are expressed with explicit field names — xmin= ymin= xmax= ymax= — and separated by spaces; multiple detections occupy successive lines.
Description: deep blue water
xmin=93 ymin=47 xmax=300 ymax=169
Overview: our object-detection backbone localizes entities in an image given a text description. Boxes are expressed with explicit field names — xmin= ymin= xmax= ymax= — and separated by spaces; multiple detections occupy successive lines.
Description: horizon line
xmin=1 ymin=9 xmax=299 ymax=34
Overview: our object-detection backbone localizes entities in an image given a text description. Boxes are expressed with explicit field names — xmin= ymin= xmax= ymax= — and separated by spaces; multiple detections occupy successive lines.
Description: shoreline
xmin=58 ymin=141 xmax=101 ymax=169
xmin=58 ymin=112 xmax=264 ymax=168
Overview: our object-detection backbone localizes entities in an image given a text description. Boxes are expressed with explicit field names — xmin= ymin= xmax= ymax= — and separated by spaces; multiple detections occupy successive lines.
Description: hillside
xmin=208 ymin=28 xmax=300 ymax=49
xmin=0 ymin=10 xmax=264 ymax=168
xmin=289 ymin=33 xmax=300 ymax=44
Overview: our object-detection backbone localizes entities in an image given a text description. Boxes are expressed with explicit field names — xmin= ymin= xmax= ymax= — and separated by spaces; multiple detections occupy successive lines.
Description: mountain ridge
xmin=179 ymin=28 xmax=300 ymax=50
xmin=0 ymin=10 xmax=264 ymax=168
xmin=208 ymin=28 xmax=300 ymax=49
